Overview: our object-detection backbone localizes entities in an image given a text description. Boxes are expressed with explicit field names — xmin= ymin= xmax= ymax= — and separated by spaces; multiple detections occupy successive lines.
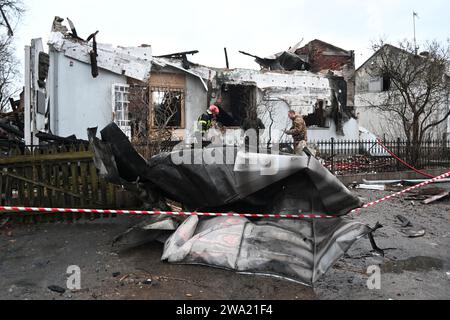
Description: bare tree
xmin=149 ymin=90 xmax=179 ymax=154
xmin=367 ymin=40 xmax=450 ymax=165
xmin=258 ymin=102 xmax=277 ymax=148
xmin=0 ymin=0 xmax=24 ymax=113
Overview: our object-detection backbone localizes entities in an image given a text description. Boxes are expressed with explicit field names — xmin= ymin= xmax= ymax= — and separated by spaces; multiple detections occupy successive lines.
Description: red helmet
xmin=209 ymin=105 xmax=220 ymax=115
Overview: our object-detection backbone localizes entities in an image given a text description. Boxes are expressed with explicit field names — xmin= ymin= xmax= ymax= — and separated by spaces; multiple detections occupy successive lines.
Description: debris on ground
xmin=359 ymin=179 xmax=449 ymax=206
xmin=142 ymin=279 xmax=152 ymax=285
xmin=422 ymin=192 xmax=450 ymax=205
xmin=396 ymin=215 xmax=412 ymax=228
xmin=48 ymin=285 xmax=66 ymax=294
xmin=356 ymin=184 xmax=385 ymax=191
xmin=401 ymin=229 xmax=426 ymax=238
xmin=88 ymin=123 xmax=378 ymax=286
xmin=363 ymin=178 xmax=450 ymax=185
xmin=395 ymin=215 xmax=426 ymax=238
xmin=404 ymin=195 xmax=428 ymax=201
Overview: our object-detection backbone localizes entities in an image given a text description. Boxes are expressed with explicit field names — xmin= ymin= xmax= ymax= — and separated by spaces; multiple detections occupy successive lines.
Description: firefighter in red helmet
xmin=198 ymin=105 xmax=220 ymax=134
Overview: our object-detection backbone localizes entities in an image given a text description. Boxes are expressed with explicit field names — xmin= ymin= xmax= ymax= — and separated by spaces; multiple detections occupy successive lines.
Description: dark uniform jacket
xmin=198 ymin=112 xmax=214 ymax=133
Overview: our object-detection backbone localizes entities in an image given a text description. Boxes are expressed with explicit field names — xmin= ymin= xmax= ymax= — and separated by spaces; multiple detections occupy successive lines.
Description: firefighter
xmin=284 ymin=110 xmax=308 ymax=155
xmin=197 ymin=105 xmax=220 ymax=138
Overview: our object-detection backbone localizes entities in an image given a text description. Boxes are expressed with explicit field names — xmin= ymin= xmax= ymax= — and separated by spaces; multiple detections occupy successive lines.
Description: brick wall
xmin=296 ymin=40 xmax=355 ymax=107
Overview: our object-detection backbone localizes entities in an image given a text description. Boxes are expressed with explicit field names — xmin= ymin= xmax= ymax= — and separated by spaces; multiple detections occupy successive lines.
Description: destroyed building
xmin=294 ymin=39 xmax=356 ymax=113
xmin=239 ymin=39 xmax=357 ymax=137
xmin=21 ymin=18 xmax=360 ymax=149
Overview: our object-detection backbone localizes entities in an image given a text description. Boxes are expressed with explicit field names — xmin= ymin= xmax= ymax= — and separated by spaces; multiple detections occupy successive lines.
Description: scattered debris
xmin=414 ymin=187 xmax=448 ymax=196
xmin=363 ymin=178 xmax=450 ymax=185
xmin=119 ymin=275 xmax=130 ymax=282
xmin=396 ymin=215 xmax=412 ymax=228
xmin=356 ymin=184 xmax=385 ymax=191
xmin=142 ymin=279 xmax=152 ymax=285
xmin=404 ymin=195 xmax=428 ymax=201
xmin=48 ymin=285 xmax=66 ymax=294
xmin=358 ymin=180 xmax=449 ymax=206
xmin=368 ymin=222 xmax=386 ymax=256
xmin=394 ymin=215 xmax=426 ymax=238
xmin=422 ymin=192 xmax=449 ymax=205
xmin=402 ymin=229 xmax=426 ymax=238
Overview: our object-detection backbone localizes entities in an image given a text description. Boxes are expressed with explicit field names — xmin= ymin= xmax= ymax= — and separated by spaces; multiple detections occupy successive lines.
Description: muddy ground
xmin=0 ymin=183 xmax=449 ymax=300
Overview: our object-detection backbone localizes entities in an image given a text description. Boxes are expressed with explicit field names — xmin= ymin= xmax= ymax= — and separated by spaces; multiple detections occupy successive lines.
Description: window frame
xmin=112 ymin=83 xmax=132 ymax=139
xmin=148 ymin=72 xmax=187 ymax=130
xmin=149 ymin=86 xmax=186 ymax=129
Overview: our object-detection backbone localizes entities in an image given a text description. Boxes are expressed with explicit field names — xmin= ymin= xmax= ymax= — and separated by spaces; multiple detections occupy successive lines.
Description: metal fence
xmin=310 ymin=138 xmax=450 ymax=176
xmin=133 ymin=138 xmax=450 ymax=176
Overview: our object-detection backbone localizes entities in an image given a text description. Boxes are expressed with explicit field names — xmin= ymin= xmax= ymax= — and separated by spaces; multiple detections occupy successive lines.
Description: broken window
xmin=305 ymin=100 xmax=330 ymax=128
xmin=112 ymin=84 xmax=131 ymax=139
xmin=38 ymin=52 xmax=50 ymax=89
xmin=218 ymin=84 xmax=257 ymax=127
xmin=150 ymin=87 xmax=185 ymax=128
xmin=368 ymin=75 xmax=391 ymax=92
xmin=382 ymin=74 xmax=391 ymax=91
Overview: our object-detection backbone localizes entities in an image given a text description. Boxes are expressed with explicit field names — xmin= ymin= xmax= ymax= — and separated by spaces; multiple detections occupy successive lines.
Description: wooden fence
xmin=0 ymin=143 xmax=136 ymax=209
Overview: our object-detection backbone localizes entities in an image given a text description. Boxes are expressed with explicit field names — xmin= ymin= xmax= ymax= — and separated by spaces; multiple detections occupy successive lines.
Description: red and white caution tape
xmin=0 ymin=206 xmax=337 ymax=220
xmin=350 ymin=171 xmax=450 ymax=215
xmin=1 ymin=171 xmax=449 ymax=220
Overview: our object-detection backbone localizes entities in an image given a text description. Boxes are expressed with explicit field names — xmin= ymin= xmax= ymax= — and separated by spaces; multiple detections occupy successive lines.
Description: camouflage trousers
xmin=294 ymin=140 xmax=308 ymax=155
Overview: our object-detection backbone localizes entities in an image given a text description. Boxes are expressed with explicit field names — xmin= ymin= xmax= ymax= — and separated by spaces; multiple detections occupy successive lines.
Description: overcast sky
xmin=12 ymin=0 xmax=450 ymax=71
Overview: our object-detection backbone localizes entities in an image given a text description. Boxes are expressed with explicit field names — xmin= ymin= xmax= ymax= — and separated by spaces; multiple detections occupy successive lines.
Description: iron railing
xmin=310 ymin=138 xmax=450 ymax=175
xmin=132 ymin=138 xmax=450 ymax=176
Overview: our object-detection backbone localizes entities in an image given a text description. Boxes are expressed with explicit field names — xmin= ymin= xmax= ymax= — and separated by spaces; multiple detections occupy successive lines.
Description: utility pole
xmin=413 ymin=11 xmax=419 ymax=55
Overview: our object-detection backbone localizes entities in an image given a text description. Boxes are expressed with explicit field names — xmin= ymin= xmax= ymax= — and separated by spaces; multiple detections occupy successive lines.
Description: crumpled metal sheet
xmin=92 ymin=123 xmax=362 ymax=216
xmin=162 ymin=216 xmax=371 ymax=286
xmin=142 ymin=147 xmax=362 ymax=215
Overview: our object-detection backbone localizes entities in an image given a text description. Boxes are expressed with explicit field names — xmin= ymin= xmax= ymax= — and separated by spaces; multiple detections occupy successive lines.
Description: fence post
xmin=331 ymin=137 xmax=335 ymax=174
xmin=396 ymin=138 xmax=401 ymax=172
